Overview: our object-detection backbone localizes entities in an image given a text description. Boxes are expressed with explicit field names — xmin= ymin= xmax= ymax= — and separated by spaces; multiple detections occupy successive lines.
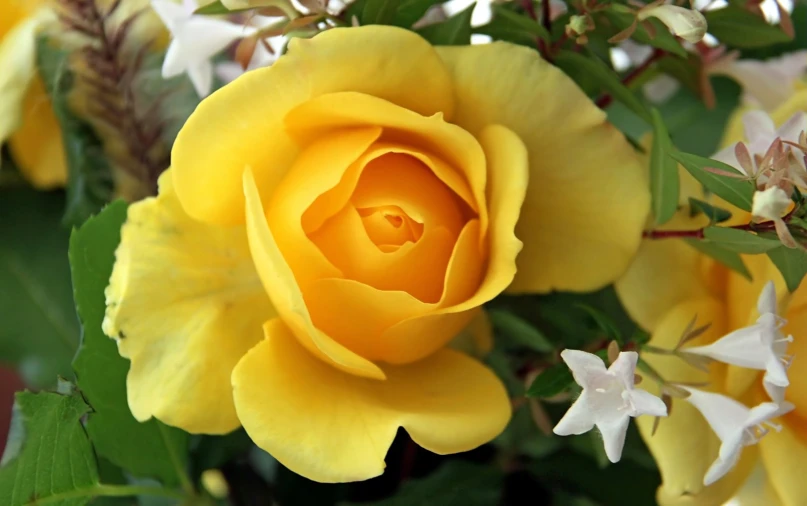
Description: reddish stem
xmin=596 ymin=48 xmax=667 ymax=109
xmin=399 ymin=438 xmax=418 ymax=482
xmin=643 ymin=212 xmax=795 ymax=240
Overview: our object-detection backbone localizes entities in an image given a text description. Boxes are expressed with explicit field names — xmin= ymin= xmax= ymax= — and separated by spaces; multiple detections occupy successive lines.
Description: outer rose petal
xmin=243 ymin=168 xmax=386 ymax=379
xmin=231 ymin=319 xmax=511 ymax=483
xmin=636 ymin=298 xmax=756 ymax=504
xmin=435 ymin=42 xmax=649 ymax=293
xmin=9 ymin=76 xmax=67 ymax=189
xmin=0 ymin=15 xmax=37 ymax=145
xmin=103 ymin=171 xmax=275 ymax=434
xmin=172 ymin=26 xmax=454 ymax=225
xmin=615 ymin=237 xmax=713 ymax=332
xmin=760 ymin=417 xmax=807 ymax=506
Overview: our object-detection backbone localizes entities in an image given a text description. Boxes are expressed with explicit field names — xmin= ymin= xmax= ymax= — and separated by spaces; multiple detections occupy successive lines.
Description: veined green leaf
xmin=702 ymin=227 xmax=781 ymax=254
xmin=554 ymin=51 xmax=651 ymax=122
xmin=362 ymin=0 xmax=401 ymax=25
xmin=705 ymin=7 xmax=792 ymax=48
xmin=689 ymin=198 xmax=732 ymax=223
xmin=0 ymin=391 xmax=98 ymax=506
xmin=670 ymin=150 xmax=754 ymax=211
xmin=685 ymin=238 xmax=751 ymax=279
xmin=650 ymin=108 xmax=679 ymax=225
xmin=417 ymin=3 xmax=474 ymax=45
xmin=767 ymin=245 xmax=807 ymax=292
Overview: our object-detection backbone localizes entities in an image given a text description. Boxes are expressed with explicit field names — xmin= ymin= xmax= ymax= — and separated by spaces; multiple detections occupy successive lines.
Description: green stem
xmin=157 ymin=423 xmax=195 ymax=496
xmin=641 ymin=344 xmax=676 ymax=356
xmin=25 ymin=484 xmax=184 ymax=505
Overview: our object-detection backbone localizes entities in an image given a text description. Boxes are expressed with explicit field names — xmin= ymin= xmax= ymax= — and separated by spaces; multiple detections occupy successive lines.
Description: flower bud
xmin=752 ymin=186 xmax=791 ymax=221
xmin=637 ymin=4 xmax=707 ymax=44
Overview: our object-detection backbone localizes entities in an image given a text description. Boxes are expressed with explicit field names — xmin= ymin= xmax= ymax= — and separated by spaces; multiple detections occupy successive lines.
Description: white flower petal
xmin=559 ymin=349 xmax=607 ymax=389
xmin=685 ymin=324 xmax=770 ymax=370
xmin=187 ymin=58 xmax=213 ymax=98
xmin=608 ymin=351 xmax=639 ymax=389
xmin=151 ymin=0 xmax=190 ymax=32
xmin=704 ymin=432 xmax=743 ymax=485
xmin=627 ymin=388 xmax=668 ymax=417
xmin=743 ymin=110 xmax=778 ymax=147
xmin=752 ymin=187 xmax=791 ymax=222
xmin=776 ymin=112 xmax=807 ymax=144
xmin=764 ymin=378 xmax=787 ymax=404
xmin=684 ymin=388 xmax=751 ymax=442
xmin=757 ymin=280 xmax=777 ymax=316
xmin=161 ymin=40 xmax=186 ymax=78
xmin=553 ymin=391 xmax=596 ymax=436
xmin=172 ymin=17 xmax=257 ymax=64
xmin=638 ymin=5 xmax=707 ymax=43
xmin=596 ymin=416 xmax=630 ymax=463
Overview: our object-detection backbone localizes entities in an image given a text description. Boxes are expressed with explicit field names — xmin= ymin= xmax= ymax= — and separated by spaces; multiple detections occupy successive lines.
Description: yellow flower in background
xmin=0 ymin=0 xmax=66 ymax=189
xmin=617 ymin=101 xmax=807 ymax=505
xmin=103 ymin=25 xmax=649 ymax=483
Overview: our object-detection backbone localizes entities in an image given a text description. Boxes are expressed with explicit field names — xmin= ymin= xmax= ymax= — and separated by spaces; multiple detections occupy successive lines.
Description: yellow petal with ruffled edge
xmin=231 ymin=318 xmax=510 ymax=483
xmin=637 ymin=298 xmax=757 ymax=505
xmin=103 ymin=171 xmax=275 ymax=434
xmin=172 ymin=26 xmax=454 ymax=225
xmin=435 ymin=42 xmax=649 ymax=293
xmin=759 ymin=417 xmax=807 ymax=506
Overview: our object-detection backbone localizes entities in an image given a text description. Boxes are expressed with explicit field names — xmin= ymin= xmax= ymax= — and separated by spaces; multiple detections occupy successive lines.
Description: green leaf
xmin=417 ymin=3 xmax=474 ymax=45
xmin=0 ymin=391 xmax=99 ymax=506
xmin=340 ymin=461 xmax=503 ymax=506
xmin=0 ymin=187 xmax=79 ymax=387
xmin=473 ymin=4 xmax=549 ymax=44
xmin=195 ymin=0 xmax=231 ymax=14
xmin=527 ymin=362 xmax=574 ymax=398
xmin=702 ymin=227 xmax=782 ymax=253
xmin=70 ymin=202 xmax=191 ymax=486
xmin=553 ymin=51 xmax=651 ymax=122
xmin=767 ymin=246 xmax=807 ymax=292
xmin=362 ymin=0 xmax=401 ymax=25
xmin=395 ymin=0 xmax=443 ymax=27
xmin=488 ymin=309 xmax=553 ymax=353
xmin=601 ymin=7 xmax=686 ymax=57
xmin=575 ymin=305 xmax=622 ymax=344
xmin=689 ymin=198 xmax=732 ymax=223
xmin=670 ymin=150 xmax=755 ymax=211
xmin=650 ymin=108 xmax=679 ymax=226
xmin=37 ymin=38 xmax=113 ymax=227
xmin=685 ymin=239 xmax=751 ymax=279
xmin=705 ymin=7 xmax=792 ymax=48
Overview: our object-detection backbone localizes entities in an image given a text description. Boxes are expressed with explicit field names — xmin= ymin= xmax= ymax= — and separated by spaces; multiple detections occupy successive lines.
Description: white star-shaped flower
xmin=711 ymin=51 xmax=807 ymax=111
xmin=152 ymin=0 xmax=258 ymax=97
xmin=553 ymin=350 xmax=668 ymax=463
xmin=683 ymin=387 xmax=794 ymax=485
xmin=713 ymin=110 xmax=807 ymax=181
xmin=684 ymin=281 xmax=793 ymax=403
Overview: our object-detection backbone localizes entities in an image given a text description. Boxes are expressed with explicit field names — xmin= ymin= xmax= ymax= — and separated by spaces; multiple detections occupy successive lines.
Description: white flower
xmin=710 ymin=51 xmax=807 ymax=111
xmin=684 ymin=281 xmax=793 ymax=403
xmin=713 ymin=110 xmax=807 ymax=181
xmin=553 ymin=350 xmax=667 ymax=463
xmin=637 ymin=4 xmax=708 ymax=44
xmin=152 ymin=0 xmax=258 ymax=97
xmin=753 ymin=187 xmax=791 ymax=222
xmin=682 ymin=387 xmax=794 ymax=485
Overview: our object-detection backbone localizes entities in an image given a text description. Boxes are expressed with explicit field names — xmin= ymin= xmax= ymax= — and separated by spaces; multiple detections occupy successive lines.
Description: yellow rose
xmin=617 ymin=97 xmax=807 ymax=505
xmin=103 ymin=26 xmax=649 ymax=483
xmin=0 ymin=0 xmax=66 ymax=189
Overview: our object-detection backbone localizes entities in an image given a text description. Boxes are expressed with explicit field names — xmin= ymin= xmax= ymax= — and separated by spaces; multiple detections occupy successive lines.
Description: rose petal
xmin=231 ymin=318 xmax=510 ymax=483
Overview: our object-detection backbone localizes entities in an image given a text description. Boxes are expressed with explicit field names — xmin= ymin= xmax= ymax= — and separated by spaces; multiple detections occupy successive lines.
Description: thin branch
xmin=596 ymin=48 xmax=667 ymax=109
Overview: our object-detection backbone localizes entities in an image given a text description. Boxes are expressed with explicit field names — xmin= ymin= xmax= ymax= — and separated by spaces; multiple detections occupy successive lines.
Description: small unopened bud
xmin=607 ymin=340 xmax=620 ymax=364
xmin=566 ymin=14 xmax=594 ymax=36
xmin=752 ymin=187 xmax=791 ymax=222
xmin=637 ymin=4 xmax=707 ymax=43
xmin=201 ymin=469 xmax=229 ymax=499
